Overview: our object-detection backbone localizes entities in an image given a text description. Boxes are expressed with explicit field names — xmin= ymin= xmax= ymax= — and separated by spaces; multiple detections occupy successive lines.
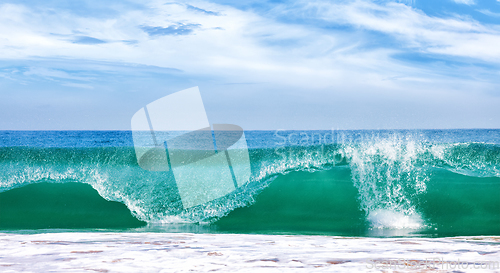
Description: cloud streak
xmin=141 ymin=24 xmax=201 ymax=36
xmin=72 ymin=36 xmax=107 ymax=44
xmin=186 ymin=4 xmax=220 ymax=15
xmin=451 ymin=0 xmax=476 ymax=5
xmin=278 ymin=0 xmax=500 ymax=62
xmin=477 ymin=9 xmax=500 ymax=17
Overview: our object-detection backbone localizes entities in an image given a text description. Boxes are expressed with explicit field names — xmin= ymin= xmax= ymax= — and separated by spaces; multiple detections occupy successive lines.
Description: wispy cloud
xmin=61 ymin=82 xmax=94 ymax=89
xmin=280 ymin=0 xmax=500 ymax=62
xmin=186 ymin=4 xmax=220 ymax=16
xmin=141 ymin=24 xmax=201 ymax=36
xmin=477 ymin=9 xmax=500 ymax=17
xmin=72 ymin=36 xmax=107 ymax=44
xmin=24 ymin=67 xmax=93 ymax=81
xmin=2 ymin=0 xmax=500 ymax=81
xmin=451 ymin=0 xmax=476 ymax=5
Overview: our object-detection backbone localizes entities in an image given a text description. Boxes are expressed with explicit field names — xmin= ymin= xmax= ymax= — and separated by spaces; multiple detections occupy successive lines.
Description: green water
xmin=0 ymin=168 xmax=498 ymax=236
xmin=215 ymin=168 xmax=500 ymax=236
xmin=0 ymin=182 xmax=146 ymax=229
xmin=422 ymin=170 xmax=500 ymax=236
xmin=215 ymin=168 xmax=368 ymax=235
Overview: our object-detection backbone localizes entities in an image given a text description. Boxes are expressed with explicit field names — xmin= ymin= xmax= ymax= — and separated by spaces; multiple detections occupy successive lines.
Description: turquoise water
xmin=0 ymin=182 xmax=145 ymax=229
xmin=0 ymin=130 xmax=499 ymax=236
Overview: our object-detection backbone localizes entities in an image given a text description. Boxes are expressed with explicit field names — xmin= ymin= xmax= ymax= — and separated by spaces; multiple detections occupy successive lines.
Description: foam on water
xmin=1 ymin=232 xmax=499 ymax=272
xmin=367 ymin=209 xmax=424 ymax=229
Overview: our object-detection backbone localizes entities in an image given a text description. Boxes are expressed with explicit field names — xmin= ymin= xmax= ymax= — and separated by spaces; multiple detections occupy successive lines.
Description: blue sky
xmin=1 ymin=0 xmax=499 ymax=130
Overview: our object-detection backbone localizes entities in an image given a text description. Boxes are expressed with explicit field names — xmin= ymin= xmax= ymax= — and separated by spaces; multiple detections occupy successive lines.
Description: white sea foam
xmin=0 ymin=232 xmax=499 ymax=272
xmin=367 ymin=209 xmax=424 ymax=229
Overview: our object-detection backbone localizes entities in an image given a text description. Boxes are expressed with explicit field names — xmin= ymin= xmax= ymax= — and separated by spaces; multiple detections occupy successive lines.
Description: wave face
xmin=0 ymin=182 xmax=145 ymax=229
xmin=0 ymin=130 xmax=499 ymax=236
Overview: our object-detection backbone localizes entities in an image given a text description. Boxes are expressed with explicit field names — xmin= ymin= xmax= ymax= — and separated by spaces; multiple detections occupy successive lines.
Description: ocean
xmin=0 ymin=129 xmax=499 ymax=272
xmin=1 ymin=129 xmax=498 ymax=236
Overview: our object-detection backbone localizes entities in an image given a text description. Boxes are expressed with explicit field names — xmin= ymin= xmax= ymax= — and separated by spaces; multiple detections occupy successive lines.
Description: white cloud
xmin=1 ymin=0 xmax=500 ymax=129
xmin=24 ymin=67 xmax=93 ymax=81
xmin=61 ymin=82 xmax=94 ymax=89
xmin=285 ymin=0 xmax=500 ymax=62
xmin=0 ymin=1 xmax=499 ymax=101
xmin=452 ymin=0 xmax=476 ymax=5
xmin=0 ymin=1 xmax=366 ymax=89
xmin=477 ymin=9 xmax=500 ymax=17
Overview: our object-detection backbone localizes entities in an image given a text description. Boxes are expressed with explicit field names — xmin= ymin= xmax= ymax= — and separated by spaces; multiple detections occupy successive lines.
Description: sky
xmin=0 ymin=0 xmax=500 ymax=130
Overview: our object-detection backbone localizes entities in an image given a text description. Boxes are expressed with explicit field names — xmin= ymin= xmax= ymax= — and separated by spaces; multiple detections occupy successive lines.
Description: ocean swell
xmin=0 ymin=131 xmax=499 ymax=231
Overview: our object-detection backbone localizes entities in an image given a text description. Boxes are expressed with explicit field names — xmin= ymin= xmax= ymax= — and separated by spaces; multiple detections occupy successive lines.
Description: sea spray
xmin=343 ymin=133 xmax=429 ymax=229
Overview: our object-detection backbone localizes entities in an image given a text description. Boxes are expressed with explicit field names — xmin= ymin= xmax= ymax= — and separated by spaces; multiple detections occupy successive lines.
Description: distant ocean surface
xmin=1 ymin=129 xmax=499 ymax=237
